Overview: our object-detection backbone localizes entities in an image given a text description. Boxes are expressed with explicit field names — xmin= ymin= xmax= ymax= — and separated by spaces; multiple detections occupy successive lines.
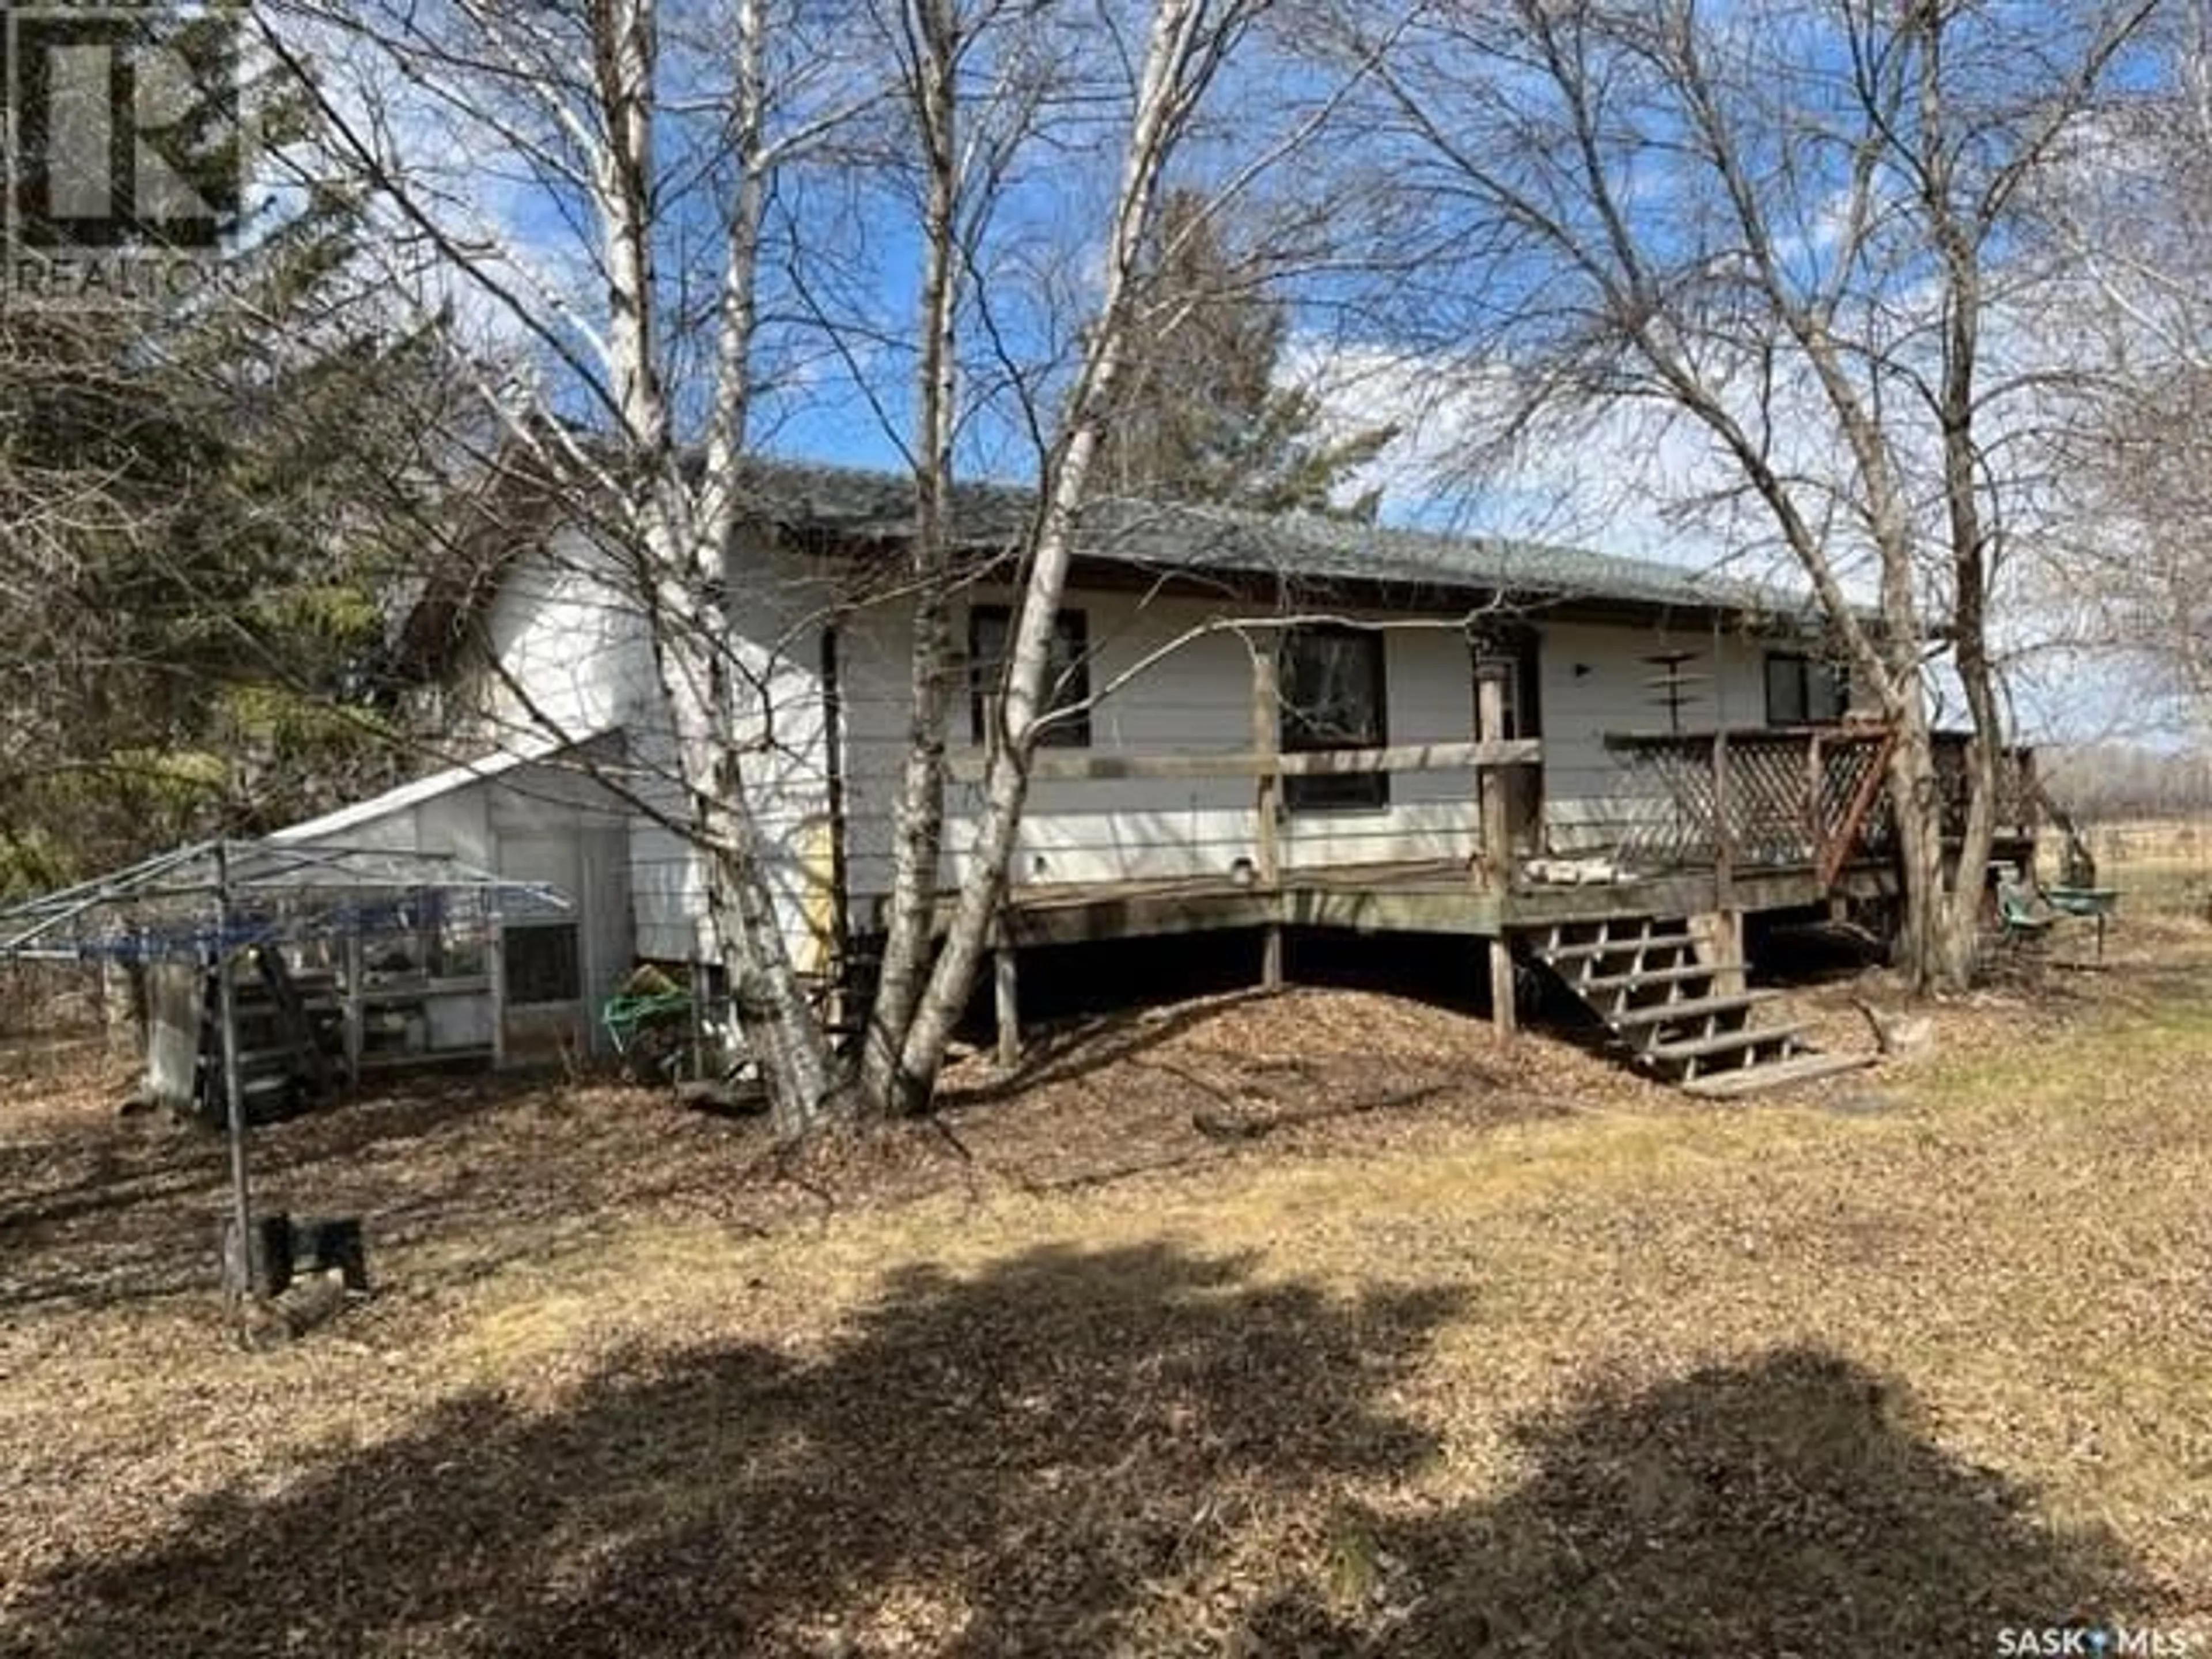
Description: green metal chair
xmin=1994 ymin=870 xmax=2056 ymax=945
xmin=2044 ymin=884 xmax=2121 ymax=960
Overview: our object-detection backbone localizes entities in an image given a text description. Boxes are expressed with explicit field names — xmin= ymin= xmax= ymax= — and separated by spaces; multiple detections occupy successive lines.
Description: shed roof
xmin=267 ymin=726 xmax=611 ymax=844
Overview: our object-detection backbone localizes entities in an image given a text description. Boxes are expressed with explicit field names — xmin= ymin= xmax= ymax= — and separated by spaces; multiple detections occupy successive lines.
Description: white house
xmin=293 ymin=457 xmax=1983 ymax=1077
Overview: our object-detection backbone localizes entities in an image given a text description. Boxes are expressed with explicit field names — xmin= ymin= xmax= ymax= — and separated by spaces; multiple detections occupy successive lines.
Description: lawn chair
xmin=1994 ymin=869 xmax=2056 ymax=946
xmin=1984 ymin=865 xmax=2056 ymax=980
xmin=602 ymin=964 xmax=697 ymax=1080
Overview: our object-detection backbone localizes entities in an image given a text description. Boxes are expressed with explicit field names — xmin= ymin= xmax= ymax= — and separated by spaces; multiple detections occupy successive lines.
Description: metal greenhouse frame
xmin=0 ymin=838 xmax=568 ymax=1301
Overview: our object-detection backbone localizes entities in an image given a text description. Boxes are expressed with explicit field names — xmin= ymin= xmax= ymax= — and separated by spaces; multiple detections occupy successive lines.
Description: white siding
xmin=838 ymin=586 xmax=1488 ymax=907
xmin=843 ymin=593 xmax=1797 ymax=893
xmin=624 ymin=537 xmax=841 ymax=972
xmin=459 ymin=517 xmax=1812 ymax=953
xmin=463 ymin=524 xmax=842 ymax=975
xmin=1535 ymin=618 xmax=1771 ymax=853
xmin=475 ymin=530 xmax=657 ymax=743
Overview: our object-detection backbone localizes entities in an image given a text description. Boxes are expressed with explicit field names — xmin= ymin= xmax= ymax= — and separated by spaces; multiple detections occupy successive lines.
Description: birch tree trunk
xmin=893 ymin=0 xmax=1243 ymax=1097
xmin=862 ymin=0 xmax=963 ymax=1117
xmin=594 ymin=0 xmax=840 ymax=1132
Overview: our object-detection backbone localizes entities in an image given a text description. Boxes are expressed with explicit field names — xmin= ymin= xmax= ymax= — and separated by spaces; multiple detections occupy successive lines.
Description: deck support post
xmin=342 ymin=923 xmax=364 ymax=1088
xmin=1687 ymin=908 xmax=1747 ymax=994
xmin=1487 ymin=936 xmax=1518 ymax=1038
xmin=994 ymin=943 xmax=1021 ymax=1069
xmin=1260 ymin=922 xmax=1284 ymax=991
xmin=487 ymin=915 xmax=507 ymax=1070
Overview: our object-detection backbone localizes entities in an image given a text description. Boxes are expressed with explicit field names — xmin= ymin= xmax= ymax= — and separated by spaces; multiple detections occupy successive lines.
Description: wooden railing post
xmin=1251 ymin=647 xmax=1280 ymax=887
xmin=1806 ymin=729 xmax=1825 ymax=862
xmin=1251 ymin=645 xmax=1283 ymax=990
xmin=1475 ymin=661 xmax=1512 ymax=892
xmin=1711 ymin=729 xmax=1734 ymax=905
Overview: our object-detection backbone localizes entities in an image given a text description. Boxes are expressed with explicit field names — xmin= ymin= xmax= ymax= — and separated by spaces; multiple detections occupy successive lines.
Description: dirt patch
xmin=935 ymin=986 xmax=1650 ymax=1190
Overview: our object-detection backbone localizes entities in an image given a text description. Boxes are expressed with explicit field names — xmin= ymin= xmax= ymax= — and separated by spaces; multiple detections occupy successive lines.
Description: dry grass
xmin=1 ymin=925 xmax=2209 ymax=1656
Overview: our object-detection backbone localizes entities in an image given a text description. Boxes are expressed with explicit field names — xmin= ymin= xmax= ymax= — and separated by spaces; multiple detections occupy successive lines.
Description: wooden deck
xmin=971 ymin=857 xmax=1900 ymax=949
xmin=924 ymin=723 xmax=2033 ymax=952
xmin=911 ymin=719 xmax=2036 ymax=1071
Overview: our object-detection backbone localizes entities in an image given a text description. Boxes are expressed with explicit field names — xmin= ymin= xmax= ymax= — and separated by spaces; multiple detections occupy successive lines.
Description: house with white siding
xmin=293 ymin=459 xmax=2033 ymax=1093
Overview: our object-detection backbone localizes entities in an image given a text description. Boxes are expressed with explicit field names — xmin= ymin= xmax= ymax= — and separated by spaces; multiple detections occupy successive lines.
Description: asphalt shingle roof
xmin=736 ymin=456 xmax=1804 ymax=619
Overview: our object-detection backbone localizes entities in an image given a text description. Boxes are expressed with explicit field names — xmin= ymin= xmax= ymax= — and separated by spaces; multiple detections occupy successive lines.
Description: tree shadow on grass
xmin=1243 ymin=1345 xmax=2164 ymax=1656
xmin=7 ymin=1243 xmax=1461 ymax=1657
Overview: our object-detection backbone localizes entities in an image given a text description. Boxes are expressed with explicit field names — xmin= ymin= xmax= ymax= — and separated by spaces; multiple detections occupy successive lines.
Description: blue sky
xmin=332 ymin=0 xmax=2184 ymax=745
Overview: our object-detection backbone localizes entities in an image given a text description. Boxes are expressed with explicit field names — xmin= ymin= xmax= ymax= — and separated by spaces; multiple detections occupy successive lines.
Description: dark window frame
xmin=1280 ymin=624 xmax=1391 ymax=812
xmin=968 ymin=604 xmax=1092 ymax=748
xmin=504 ymin=922 xmax=582 ymax=1006
xmin=1764 ymin=652 xmax=1849 ymax=726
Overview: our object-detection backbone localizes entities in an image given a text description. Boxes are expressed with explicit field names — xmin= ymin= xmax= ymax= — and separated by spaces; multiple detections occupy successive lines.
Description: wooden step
xmin=1521 ymin=924 xmax=1846 ymax=1100
xmin=1642 ymin=1022 xmax=1806 ymax=1065
xmin=1580 ymin=963 xmax=1726 ymax=995
xmin=1540 ymin=932 xmax=1696 ymax=965
xmin=1611 ymin=990 xmax=1780 ymax=1030
xmin=1681 ymin=1051 xmax=1876 ymax=1099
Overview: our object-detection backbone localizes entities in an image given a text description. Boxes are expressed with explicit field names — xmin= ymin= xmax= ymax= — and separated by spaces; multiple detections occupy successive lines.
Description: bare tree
xmin=858 ymin=0 xmax=996 ymax=1116
xmin=890 ymin=0 xmax=1268 ymax=1095
xmin=2035 ymin=0 xmax=2212 ymax=724
xmin=258 ymin=0 xmax=892 ymax=1130
xmin=268 ymin=0 xmax=1265 ymax=1126
xmin=1313 ymin=0 xmax=2160 ymax=990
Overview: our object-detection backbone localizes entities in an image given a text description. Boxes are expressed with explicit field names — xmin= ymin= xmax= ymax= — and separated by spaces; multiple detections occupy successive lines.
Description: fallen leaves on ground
xmin=1 ymin=932 xmax=2209 ymax=1656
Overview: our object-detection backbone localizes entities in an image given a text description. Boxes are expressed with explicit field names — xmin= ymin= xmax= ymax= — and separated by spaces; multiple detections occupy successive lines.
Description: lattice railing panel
xmin=1604 ymin=727 xmax=2031 ymax=876
xmin=1812 ymin=734 xmax=1898 ymax=857
xmin=1724 ymin=735 xmax=1821 ymax=866
xmin=1612 ymin=743 xmax=1722 ymax=867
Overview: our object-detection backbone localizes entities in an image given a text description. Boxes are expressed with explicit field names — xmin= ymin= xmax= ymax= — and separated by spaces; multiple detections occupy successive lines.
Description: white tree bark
xmin=593 ymin=0 xmax=840 ymax=1130
xmin=862 ymin=0 xmax=964 ymax=1115
xmin=267 ymin=0 xmax=849 ymax=1128
xmin=894 ymin=0 xmax=1253 ymax=1090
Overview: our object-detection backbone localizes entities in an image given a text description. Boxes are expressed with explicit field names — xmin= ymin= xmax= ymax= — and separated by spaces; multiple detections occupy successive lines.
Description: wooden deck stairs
xmin=1525 ymin=916 xmax=1871 ymax=1099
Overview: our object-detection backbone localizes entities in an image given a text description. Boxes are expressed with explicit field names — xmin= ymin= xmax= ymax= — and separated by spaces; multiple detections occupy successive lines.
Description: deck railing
xmin=941 ymin=653 xmax=1544 ymax=894
xmin=1604 ymin=726 xmax=2036 ymax=884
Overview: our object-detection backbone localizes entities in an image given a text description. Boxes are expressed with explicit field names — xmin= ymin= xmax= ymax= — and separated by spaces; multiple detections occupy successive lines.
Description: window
xmin=969 ymin=605 xmax=1092 ymax=748
xmin=504 ymin=923 xmax=581 ymax=1006
xmin=1764 ymin=653 xmax=1849 ymax=725
xmin=1280 ymin=626 xmax=1389 ymax=810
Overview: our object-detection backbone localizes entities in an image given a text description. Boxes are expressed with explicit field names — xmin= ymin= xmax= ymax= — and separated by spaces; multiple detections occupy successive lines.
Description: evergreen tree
xmin=1095 ymin=190 xmax=1396 ymax=518
xmin=0 ymin=59 xmax=476 ymax=895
